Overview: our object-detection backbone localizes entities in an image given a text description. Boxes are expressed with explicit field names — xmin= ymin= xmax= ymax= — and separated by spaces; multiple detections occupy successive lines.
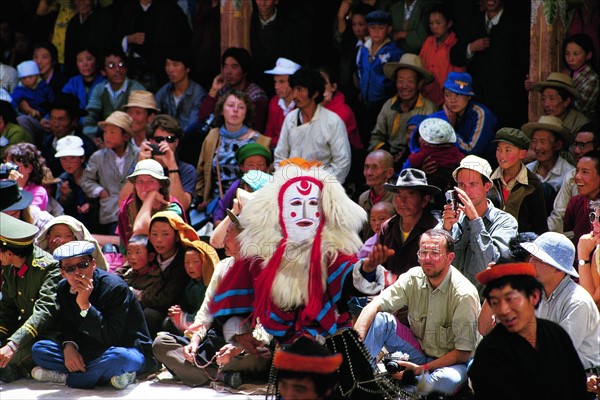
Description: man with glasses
xmin=520 ymin=232 xmax=600 ymax=377
xmin=355 ymin=229 xmax=480 ymax=396
xmin=548 ymin=124 xmax=599 ymax=233
xmin=0 ymin=213 xmax=60 ymax=383
xmin=30 ymin=240 xmax=157 ymax=389
xmin=82 ymin=49 xmax=145 ymax=142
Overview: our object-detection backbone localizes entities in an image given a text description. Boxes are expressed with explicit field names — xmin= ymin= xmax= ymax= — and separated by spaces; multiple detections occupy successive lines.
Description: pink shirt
xmin=24 ymin=182 xmax=48 ymax=211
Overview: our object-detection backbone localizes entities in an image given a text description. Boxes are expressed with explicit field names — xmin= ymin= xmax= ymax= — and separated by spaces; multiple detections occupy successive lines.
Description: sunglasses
xmin=151 ymin=136 xmax=177 ymax=144
xmin=590 ymin=212 xmax=600 ymax=224
xmin=61 ymin=260 xmax=91 ymax=274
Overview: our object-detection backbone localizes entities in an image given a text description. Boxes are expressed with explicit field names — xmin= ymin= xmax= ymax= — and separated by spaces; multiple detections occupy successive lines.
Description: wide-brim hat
xmin=98 ymin=111 xmax=134 ymax=136
xmin=0 ymin=180 xmax=33 ymax=212
xmin=533 ymin=72 xmax=581 ymax=100
xmin=452 ymin=155 xmax=492 ymax=183
xmin=264 ymin=57 xmax=301 ymax=76
xmin=492 ymin=127 xmax=530 ymax=150
xmin=127 ymin=159 xmax=169 ymax=183
xmin=383 ymin=53 xmax=435 ymax=84
xmin=521 ymin=115 xmax=571 ymax=144
xmin=419 ymin=117 xmax=456 ymax=144
xmin=444 ymin=72 xmax=475 ymax=97
xmin=384 ymin=168 xmax=440 ymax=195
xmin=122 ymin=90 xmax=160 ymax=111
xmin=520 ymin=232 xmax=578 ymax=278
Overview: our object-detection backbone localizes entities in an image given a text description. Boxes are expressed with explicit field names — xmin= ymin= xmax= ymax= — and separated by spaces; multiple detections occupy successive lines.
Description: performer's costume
xmin=210 ymin=159 xmax=395 ymax=399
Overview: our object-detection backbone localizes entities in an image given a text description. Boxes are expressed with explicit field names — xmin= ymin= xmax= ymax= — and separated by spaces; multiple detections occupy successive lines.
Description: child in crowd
xmin=358 ymin=201 xmax=395 ymax=259
xmin=490 ymin=127 xmax=548 ymax=234
xmin=55 ymin=136 xmax=94 ymax=229
xmin=81 ymin=111 xmax=138 ymax=234
xmin=406 ymin=117 xmax=464 ymax=170
xmin=4 ymin=142 xmax=49 ymax=211
xmin=357 ymin=11 xmax=402 ymax=105
xmin=419 ymin=4 xmax=465 ymax=106
xmin=165 ymin=240 xmax=219 ymax=335
xmin=115 ymin=234 xmax=161 ymax=298
xmin=11 ymin=60 xmax=54 ymax=120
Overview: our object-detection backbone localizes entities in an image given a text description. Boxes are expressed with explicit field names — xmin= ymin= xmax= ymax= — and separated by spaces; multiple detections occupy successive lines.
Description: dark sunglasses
xmin=151 ymin=136 xmax=177 ymax=143
xmin=590 ymin=212 xmax=600 ymax=224
xmin=61 ymin=260 xmax=91 ymax=274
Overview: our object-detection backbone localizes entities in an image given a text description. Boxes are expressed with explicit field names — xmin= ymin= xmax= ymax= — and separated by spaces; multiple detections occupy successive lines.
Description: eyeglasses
xmin=417 ymin=250 xmax=445 ymax=261
xmin=151 ymin=136 xmax=177 ymax=143
xmin=570 ymin=141 xmax=594 ymax=150
xmin=590 ymin=212 xmax=600 ymax=224
xmin=105 ymin=62 xmax=126 ymax=70
xmin=61 ymin=260 xmax=91 ymax=274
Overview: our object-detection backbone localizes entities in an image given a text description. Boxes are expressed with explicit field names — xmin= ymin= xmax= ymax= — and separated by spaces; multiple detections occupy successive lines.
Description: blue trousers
xmin=32 ymin=340 xmax=145 ymax=389
xmin=364 ymin=312 xmax=468 ymax=395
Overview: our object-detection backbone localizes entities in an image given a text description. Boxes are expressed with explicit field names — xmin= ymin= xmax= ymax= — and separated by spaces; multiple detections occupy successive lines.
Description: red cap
xmin=476 ymin=263 xmax=536 ymax=286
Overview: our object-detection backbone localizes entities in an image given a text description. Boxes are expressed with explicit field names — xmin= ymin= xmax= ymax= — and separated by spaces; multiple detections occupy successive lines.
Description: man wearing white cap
xmin=521 ymin=232 xmax=600 ymax=372
xmin=440 ymin=155 xmax=518 ymax=289
xmin=264 ymin=57 xmax=301 ymax=150
xmin=31 ymin=240 xmax=157 ymax=389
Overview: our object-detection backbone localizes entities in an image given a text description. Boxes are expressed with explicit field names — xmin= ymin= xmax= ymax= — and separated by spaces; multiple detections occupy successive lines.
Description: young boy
xmin=358 ymin=11 xmax=403 ymax=105
xmin=81 ymin=111 xmax=139 ymax=234
xmin=55 ymin=135 xmax=94 ymax=229
xmin=115 ymin=234 xmax=161 ymax=299
xmin=490 ymin=127 xmax=548 ymax=234
xmin=165 ymin=240 xmax=219 ymax=334
xmin=12 ymin=60 xmax=54 ymax=119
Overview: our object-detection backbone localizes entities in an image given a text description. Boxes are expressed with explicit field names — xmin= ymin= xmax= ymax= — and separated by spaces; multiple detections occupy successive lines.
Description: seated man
xmin=31 ymin=241 xmax=157 ymax=389
xmin=522 ymin=115 xmax=575 ymax=215
xmin=469 ymin=262 xmax=588 ymax=399
xmin=521 ymin=232 xmax=600 ymax=372
xmin=548 ymin=124 xmax=598 ymax=234
xmin=0 ymin=212 xmax=60 ymax=383
xmin=355 ymin=229 xmax=481 ymax=396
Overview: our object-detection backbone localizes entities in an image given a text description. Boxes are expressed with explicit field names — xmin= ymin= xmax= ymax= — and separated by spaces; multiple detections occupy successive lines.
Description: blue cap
xmin=366 ymin=10 xmax=392 ymax=26
xmin=443 ymin=72 xmax=475 ymax=97
xmin=53 ymin=240 xmax=96 ymax=261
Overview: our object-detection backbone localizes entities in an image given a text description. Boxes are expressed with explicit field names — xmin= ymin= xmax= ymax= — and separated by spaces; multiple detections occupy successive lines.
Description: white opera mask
xmin=280 ymin=177 xmax=323 ymax=243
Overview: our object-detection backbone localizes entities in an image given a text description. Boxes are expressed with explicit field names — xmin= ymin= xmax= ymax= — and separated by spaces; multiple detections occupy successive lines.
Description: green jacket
xmin=0 ymin=246 xmax=60 ymax=348
xmin=0 ymin=122 xmax=33 ymax=160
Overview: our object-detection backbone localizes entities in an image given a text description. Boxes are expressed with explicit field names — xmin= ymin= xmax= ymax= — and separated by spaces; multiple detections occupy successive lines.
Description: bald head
xmin=367 ymin=149 xmax=393 ymax=168
xmin=364 ymin=150 xmax=395 ymax=189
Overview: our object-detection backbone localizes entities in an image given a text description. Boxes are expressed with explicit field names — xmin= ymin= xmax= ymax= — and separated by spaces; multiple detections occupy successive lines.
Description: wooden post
xmin=528 ymin=0 xmax=569 ymax=121
xmin=220 ymin=0 xmax=252 ymax=53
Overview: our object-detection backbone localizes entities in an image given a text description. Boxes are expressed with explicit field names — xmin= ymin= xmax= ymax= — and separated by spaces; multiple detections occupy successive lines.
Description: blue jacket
xmin=12 ymin=80 xmax=55 ymax=116
xmin=154 ymin=80 xmax=206 ymax=132
xmin=429 ymin=100 xmax=497 ymax=160
xmin=62 ymin=74 xmax=106 ymax=114
xmin=357 ymin=39 xmax=403 ymax=103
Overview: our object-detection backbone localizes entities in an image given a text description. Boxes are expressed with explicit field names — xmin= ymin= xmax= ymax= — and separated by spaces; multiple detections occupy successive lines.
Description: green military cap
xmin=493 ymin=128 xmax=530 ymax=150
xmin=0 ymin=213 xmax=39 ymax=247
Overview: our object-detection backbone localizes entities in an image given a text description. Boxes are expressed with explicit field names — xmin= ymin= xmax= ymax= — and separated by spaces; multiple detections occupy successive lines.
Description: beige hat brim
xmin=122 ymin=102 xmax=160 ymax=112
xmin=521 ymin=122 xmax=572 ymax=144
xmin=533 ymin=81 xmax=581 ymax=100
xmin=98 ymin=120 xmax=134 ymax=137
xmin=383 ymin=62 xmax=435 ymax=85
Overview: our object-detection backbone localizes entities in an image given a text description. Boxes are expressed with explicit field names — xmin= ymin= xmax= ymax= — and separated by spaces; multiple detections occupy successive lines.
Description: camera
xmin=0 ymin=162 xmax=18 ymax=179
xmin=383 ymin=352 xmax=409 ymax=374
xmin=444 ymin=189 xmax=460 ymax=210
xmin=149 ymin=143 xmax=164 ymax=156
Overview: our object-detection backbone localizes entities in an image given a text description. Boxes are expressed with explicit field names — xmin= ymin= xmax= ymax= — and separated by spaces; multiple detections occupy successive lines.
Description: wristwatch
xmin=80 ymin=307 xmax=90 ymax=317
xmin=578 ymin=259 xmax=590 ymax=267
